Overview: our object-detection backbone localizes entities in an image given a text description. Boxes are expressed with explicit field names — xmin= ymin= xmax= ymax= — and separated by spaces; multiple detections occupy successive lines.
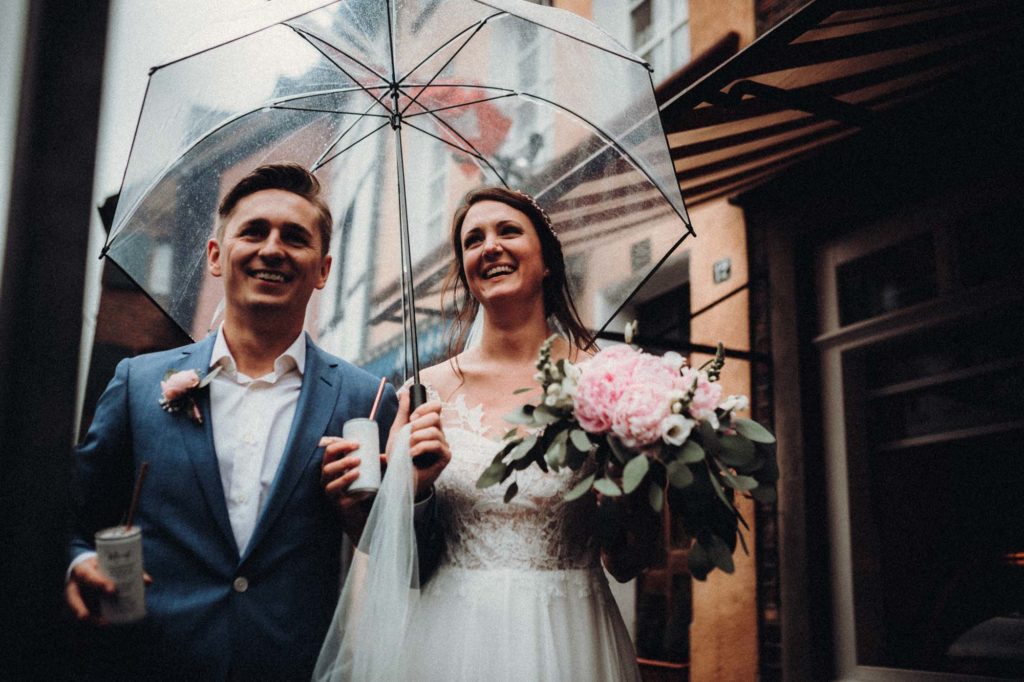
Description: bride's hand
xmin=386 ymin=391 xmax=451 ymax=501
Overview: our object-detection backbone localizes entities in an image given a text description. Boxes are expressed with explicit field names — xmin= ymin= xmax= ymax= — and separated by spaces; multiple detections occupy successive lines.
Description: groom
xmin=66 ymin=163 xmax=449 ymax=680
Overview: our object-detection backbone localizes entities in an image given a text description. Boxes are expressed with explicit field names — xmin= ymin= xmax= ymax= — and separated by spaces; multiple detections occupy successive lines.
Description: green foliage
xmin=733 ymin=418 xmax=776 ymax=443
xmin=622 ymin=454 xmax=649 ymax=494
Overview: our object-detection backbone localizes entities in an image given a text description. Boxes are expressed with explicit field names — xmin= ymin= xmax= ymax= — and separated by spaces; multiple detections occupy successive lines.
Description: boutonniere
xmin=159 ymin=366 xmax=222 ymax=424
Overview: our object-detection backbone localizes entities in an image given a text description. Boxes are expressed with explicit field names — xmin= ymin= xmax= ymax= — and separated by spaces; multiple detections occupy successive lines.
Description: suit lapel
xmin=242 ymin=337 xmax=341 ymax=560
xmin=174 ymin=335 xmax=238 ymax=555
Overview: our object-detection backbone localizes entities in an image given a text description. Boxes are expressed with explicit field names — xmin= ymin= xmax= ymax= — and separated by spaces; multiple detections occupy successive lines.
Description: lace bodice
xmin=429 ymin=387 xmax=600 ymax=572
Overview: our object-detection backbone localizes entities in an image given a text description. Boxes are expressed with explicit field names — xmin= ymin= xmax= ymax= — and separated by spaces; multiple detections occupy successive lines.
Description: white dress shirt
xmin=209 ymin=327 xmax=305 ymax=554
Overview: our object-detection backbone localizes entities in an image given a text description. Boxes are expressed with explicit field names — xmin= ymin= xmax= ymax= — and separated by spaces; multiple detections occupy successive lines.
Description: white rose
xmin=719 ymin=394 xmax=749 ymax=412
xmin=660 ymin=414 xmax=695 ymax=446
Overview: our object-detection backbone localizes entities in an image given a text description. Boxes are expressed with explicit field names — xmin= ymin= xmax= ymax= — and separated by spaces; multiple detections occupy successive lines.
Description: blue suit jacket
xmin=70 ymin=333 xmax=398 ymax=681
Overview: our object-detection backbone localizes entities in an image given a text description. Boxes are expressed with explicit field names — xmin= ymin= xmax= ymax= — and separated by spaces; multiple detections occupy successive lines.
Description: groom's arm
xmin=67 ymin=358 xmax=136 ymax=622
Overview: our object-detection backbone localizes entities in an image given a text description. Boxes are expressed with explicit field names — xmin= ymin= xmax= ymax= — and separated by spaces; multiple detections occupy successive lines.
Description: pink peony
xmin=161 ymin=369 xmax=200 ymax=402
xmin=575 ymin=346 xmax=686 ymax=447
xmin=611 ymin=383 xmax=671 ymax=448
xmin=574 ymin=345 xmax=641 ymax=433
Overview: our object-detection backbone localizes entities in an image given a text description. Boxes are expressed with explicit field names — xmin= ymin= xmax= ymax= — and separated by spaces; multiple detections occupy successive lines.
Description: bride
xmin=316 ymin=187 xmax=658 ymax=681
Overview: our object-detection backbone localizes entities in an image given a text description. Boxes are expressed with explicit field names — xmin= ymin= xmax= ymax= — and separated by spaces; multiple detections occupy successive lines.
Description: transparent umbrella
xmin=103 ymin=0 xmax=693 ymax=402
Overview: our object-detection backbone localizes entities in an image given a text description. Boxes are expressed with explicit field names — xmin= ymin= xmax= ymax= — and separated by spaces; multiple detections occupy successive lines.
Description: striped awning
xmin=659 ymin=0 xmax=1024 ymax=207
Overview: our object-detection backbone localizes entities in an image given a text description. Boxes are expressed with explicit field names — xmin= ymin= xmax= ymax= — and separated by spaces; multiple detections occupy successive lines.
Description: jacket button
xmin=232 ymin=576 xmax=249 ymax=593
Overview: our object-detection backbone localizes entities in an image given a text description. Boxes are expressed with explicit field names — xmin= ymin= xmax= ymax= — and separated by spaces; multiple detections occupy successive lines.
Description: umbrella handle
xmin=408 ymin=383 xmax=438 ymax=470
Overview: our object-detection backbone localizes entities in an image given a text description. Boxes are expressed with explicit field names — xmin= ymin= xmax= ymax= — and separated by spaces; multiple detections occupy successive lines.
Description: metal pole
xmin=391 ymin=88 xmax=427 ymax=413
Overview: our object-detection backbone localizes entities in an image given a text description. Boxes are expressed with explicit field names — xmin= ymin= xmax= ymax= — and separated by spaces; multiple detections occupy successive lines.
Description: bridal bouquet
xmin=476 ymin=335 xmax=777 ymax=579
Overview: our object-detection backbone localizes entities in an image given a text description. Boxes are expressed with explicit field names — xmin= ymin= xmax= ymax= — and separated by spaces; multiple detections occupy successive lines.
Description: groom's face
xmin=207 ymin=188 xmax=332 ymax=325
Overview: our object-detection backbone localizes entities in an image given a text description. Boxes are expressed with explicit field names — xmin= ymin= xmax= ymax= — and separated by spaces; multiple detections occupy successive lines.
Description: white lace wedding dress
xmin=397 ymin=391 xmax=641 ymax=681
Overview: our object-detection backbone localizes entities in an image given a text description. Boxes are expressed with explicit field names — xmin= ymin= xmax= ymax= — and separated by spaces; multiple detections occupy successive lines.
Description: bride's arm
xmin=386 ymin=387 xmax=450 ymax=582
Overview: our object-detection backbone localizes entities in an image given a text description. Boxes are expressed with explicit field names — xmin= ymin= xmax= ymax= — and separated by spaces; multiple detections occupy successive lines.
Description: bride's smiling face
xmin=459 ymin=200 xmax=548 ymax=308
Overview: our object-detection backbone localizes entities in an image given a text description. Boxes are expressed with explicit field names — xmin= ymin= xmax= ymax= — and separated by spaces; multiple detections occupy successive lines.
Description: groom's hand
xmin=320 ymin=436 xmax=378 ymax=538
xmin=65 ymin=557 xmax=153 ymax=626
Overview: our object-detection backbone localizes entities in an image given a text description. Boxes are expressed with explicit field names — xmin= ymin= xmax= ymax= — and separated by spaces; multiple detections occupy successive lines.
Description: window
xmin=629 ymin=0 xmax=690 ymax=83
xmin=815 ymin=195 xmax=1024 ymax=678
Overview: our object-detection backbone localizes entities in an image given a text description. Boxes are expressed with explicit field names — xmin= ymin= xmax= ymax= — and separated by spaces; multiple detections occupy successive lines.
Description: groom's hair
xmin=216 ymin=163 xmax=334 ymax=255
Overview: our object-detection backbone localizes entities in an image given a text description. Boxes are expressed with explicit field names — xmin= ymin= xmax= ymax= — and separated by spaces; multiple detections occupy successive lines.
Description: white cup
xmin=95 ymin=526 xmax=146 ymax=624
xmin=343 ymin=417 xmax=381 ymax=495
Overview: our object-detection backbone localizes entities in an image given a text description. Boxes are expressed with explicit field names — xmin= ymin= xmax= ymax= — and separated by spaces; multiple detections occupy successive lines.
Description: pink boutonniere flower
xmin=158 ymin=366 xmax=221 ymax=424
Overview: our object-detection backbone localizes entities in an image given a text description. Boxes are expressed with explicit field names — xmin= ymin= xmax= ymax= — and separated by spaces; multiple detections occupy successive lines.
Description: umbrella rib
xmin=310 ymin=96 xmax=395 ymax=170
xmin=395 ymin=19 xmax=495 ymax=117
xmin=153 ymin=0 xmax=342 ymax=72
xmin=524 ymin=93 xmax=691 ymax=231
xmin=592 ymin=231 xmax=695 ymax=347
xmin=107 ymin=75 xmax=153 ymax=243
xmin=313 ymin=120 xmax=391 ymax=172
xmin=395 ymin=11 xmax=503 ymax=88
xmin=269 ymin=85 xmax=389 ymax=108
xmin=287 ymin=25 xmax=392 ymax=113
xmin=403 ymin=119 xmax=510 ymax=187
xmin=470 ymin=0 xmax=649 ymax=68
xmin=272 ymin=105 xmax=391 ymax=119
xmin=403 ymin=92 xmax=517 ymax=119
xmin=289 ymin=24 xmax=389 ymax=83
xmin=395 ymin=11 xmax=503 ymax=118
xmin=402 ymin=119 xmax=483 ymax=159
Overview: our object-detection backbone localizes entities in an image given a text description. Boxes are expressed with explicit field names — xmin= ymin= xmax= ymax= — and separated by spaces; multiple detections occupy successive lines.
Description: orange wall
xmin=555 ymin=3 xmax=762 ymax=679
xmin=690 ymin=0 xmax=756 ymax=54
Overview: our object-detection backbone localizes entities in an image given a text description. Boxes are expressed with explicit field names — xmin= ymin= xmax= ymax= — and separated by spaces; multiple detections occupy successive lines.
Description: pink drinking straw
xmin=368 ymin=377 xmax=387 ymax=421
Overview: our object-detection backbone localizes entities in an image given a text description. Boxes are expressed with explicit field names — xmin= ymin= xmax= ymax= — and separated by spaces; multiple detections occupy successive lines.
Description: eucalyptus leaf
xmin=569 ymin=429 xmax=592 ymax=453
xmin=593 ymin=477 xmax=622 ymax=497
xmin=708 ymin=463 xmax=736 ymax=512
xmin=545 ymin=438 xmax=567 ymax=469
xmin=648 ymin=482 xmax=664 ymax=512
xmin=706 ymin=534 xmax=736 ymax=573
xmin=503 ymin=406 xmax=535 ymax=425
xmin=666 ymin=460 xmax=694 ymax=489
xmin=698 ymin=421 xmax=720 ymax=457
xmin=512 ymin=387 xmax=533 ymax=395
xmin=607 ymin=436 xmax=632 ymax=465
xmin=718 ymin=435 xmax=756 ymax=467
xmin=678 ymin=440 xmax=705 ymax=464
xmin=688 ymin=541 xmax=712 ymax=581
xmin=532 ymin=404 xmax=562 ymax=425
xmin=622 ymin=454 xmax=650 ymax=494
xmin=750 ymin=485 xmax=778 ymax=503
xmin=733 ymin=418 xmax=776 ymax=443
xmin=502 ymin=428 xmax=519 ymax=441
xmin=722 ymin=472 xmax=759 ymax=491
xmin=503 ymin=481 xmax=519 ymax=503
xmin=476 ymin=461 xmax=506 ymax=489
xmin=564 ymin=473 xmax=596 ymax=501
xmin=510 ymin=434 xmax=538 ymax=461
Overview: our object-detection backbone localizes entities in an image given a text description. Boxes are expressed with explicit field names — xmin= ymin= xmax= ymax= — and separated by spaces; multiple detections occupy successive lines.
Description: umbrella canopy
xmin=104 ymin=0 xmax=692 ymax=382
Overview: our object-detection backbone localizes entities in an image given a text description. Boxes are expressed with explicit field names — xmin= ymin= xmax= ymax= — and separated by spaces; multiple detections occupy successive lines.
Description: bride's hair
xmin=441 ymin=186 xmax=595 ymax=359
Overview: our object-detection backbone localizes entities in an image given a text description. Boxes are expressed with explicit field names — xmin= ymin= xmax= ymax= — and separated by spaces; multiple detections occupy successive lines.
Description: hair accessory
xmin=511 ymin=189 xmax=559 ymax=243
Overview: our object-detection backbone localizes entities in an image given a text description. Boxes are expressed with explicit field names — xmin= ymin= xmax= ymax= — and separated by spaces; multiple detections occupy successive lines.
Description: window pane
xmin=671 ymin=23 xmax=690 ymax=68
xmin=631 ymin=0 xmax=653 ymax=48
xmin=837 ymin=233 xmax=937 ymax=326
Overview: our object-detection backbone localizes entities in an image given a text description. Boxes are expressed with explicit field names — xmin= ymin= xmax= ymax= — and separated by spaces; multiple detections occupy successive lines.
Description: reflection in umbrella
xmin=102 ymin=0 xmax=693 ymax=398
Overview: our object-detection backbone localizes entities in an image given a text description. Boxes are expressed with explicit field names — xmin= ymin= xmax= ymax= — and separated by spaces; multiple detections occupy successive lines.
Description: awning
xmin=659 ymin=0 xmax=1024 ymax=207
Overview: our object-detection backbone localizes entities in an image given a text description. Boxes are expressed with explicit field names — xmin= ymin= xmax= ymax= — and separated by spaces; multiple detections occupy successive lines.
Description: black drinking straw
xmin=124 ymin=461 xmax=150 ymax=530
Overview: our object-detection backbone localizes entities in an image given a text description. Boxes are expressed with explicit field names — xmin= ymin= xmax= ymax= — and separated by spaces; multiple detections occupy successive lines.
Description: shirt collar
xmin=210 ymin=325 xmax=306 ymax=379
